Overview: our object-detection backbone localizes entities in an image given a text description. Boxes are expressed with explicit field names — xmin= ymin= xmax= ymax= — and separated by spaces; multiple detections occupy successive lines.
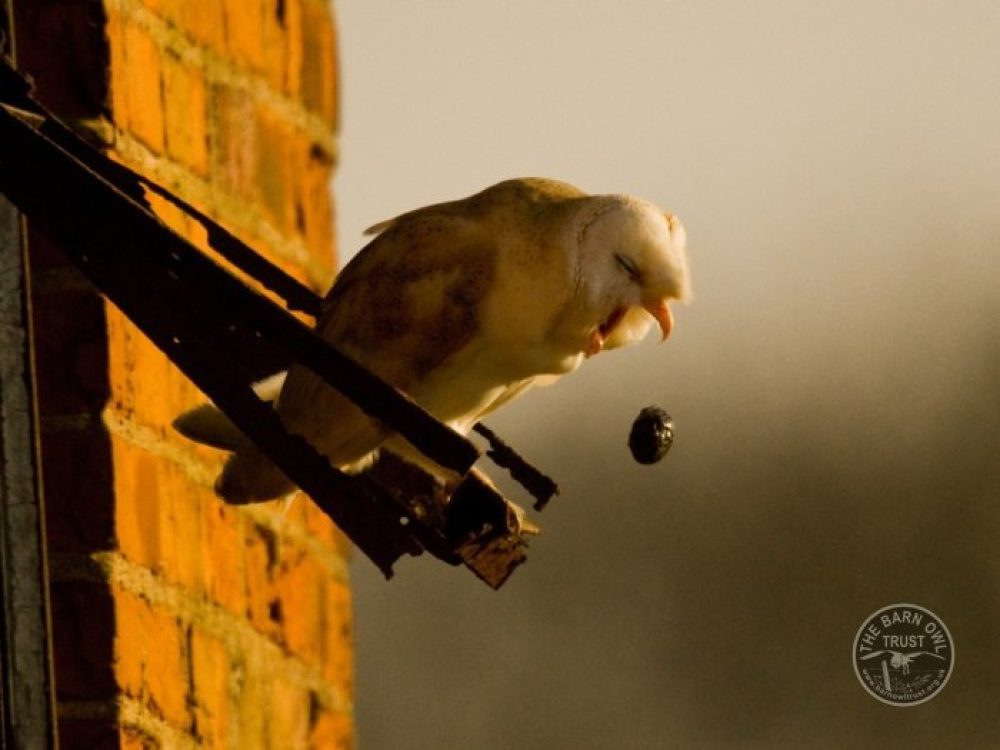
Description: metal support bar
xmin=0 ymin=64 xmax=540 ymax=586
xmin=0 ymin=64 xmax=479 ymax=476
xmin=0 ymin=101 xmax=438 ymax=576
xmin=0 ymin=55 xmax=558 ymax=510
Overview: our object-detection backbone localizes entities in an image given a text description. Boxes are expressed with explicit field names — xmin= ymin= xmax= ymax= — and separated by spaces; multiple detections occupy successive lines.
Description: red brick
xmin=143 ymin=191 xmax=199 ymax=240
xmin=303 ymin=498 xmax=349 ymax=557
xmin=58 ymin=718 xmax=119 ymax=750
xmin=320 ymin=579 xmax=354 ymax=690
xmin=201 ymin=501 xmax=247 ymax=614
xmin=165 ymin=484 xmax=208 ymax=594
xmin=109 ymin=427 xmax=213 ymax=595
xmin=105 ymin=307 xmax=206 ymax=431
xmin=103 ymin=307 xmax=136 ymax=421
xmin=42 ymin=427 xmax=115 ymax=553
xmin=243 ymin=521 xmax=281 ymax=636
xmin=275 ymin=549 xmax=322 ymax=661
xmin=163 ymin=0 xmax=226 ymax=51
xmin=12 ymin=1 xmax=110 ymax=119
xmin=113 ymin=437 xmax=166 ymax=571
xmin=254 ymin=104 xmax=299 ymax=233
xmin=231 ymin=648 xmax=267 ymax=747
xmin=140 ymin=0 xmax=165 ymax=13
xmin=50 ymin=582 xmax=116 ymax=699
xmin=29 ymin=284 xmax=109 ymax=419
xmin=223 ymin=0 xmax=266 ymax=72
xmin=275 ymin=492 xmax=310 ymax=529
xmin=275 ymin=0 xmax=304 ymax=95
xmin=214 ymin=84 xmax=259 ymax=202
xmin=163 ymin=53 xmax=210 ymax=175
xmin=268 ymin=677 xmax=310 ymax=748
xmin=190 ymin=628 xmax=230 ymax=747
xmin=300 ymin=2 xmax=338 ymax=127
xmin=107 ymin=8 xmax=130 ymax=131
xmin=118 ymin=450 xmax=212 ymax=595
xmin=260 ymin=0 xmax=289 ymax=91
xmin=23 ymin=0 xmax=348 ymax=743
xmin=116 ymin=19 xmax=166 ymax=152
xmin=113 ymin=588 xmax=192 ymax=730
xmin=113 ymin=590 xmax=144 ymax=697
xmin=300 ymin=144 xmax=336 ymax=265
xmin=311 ymin=710 xmax=353 ymax=750
xmin=120 ymin=728 xmax=160 ymax=750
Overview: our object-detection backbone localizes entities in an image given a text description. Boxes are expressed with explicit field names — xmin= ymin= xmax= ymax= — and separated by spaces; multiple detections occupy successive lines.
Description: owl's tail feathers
xmin=172 ymin=404 xmax=244 ymax=451
xmin=171 ymin=404 xmax=294 ymax=504
xmin=216 ymin=448 xmax=294 ymax=504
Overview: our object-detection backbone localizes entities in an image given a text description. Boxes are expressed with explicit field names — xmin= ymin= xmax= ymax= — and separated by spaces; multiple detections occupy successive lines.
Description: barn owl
xmin=174 ymin=178 xmax=691 ymax=503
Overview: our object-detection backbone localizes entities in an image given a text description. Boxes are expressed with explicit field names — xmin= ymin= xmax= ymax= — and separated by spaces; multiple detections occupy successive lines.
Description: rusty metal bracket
xmin=0 ymin=58 xmax=559 ymax=588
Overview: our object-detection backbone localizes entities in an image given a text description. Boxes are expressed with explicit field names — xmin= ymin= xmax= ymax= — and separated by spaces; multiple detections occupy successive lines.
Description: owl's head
xmin=573 ymin=195 xmax=691 ymax=356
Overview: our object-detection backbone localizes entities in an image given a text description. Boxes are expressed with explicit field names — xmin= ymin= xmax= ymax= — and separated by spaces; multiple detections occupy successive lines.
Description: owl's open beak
xmin=586 ymin=298 xmax=673 ymax=358
xmin=586 ymin=306 xmax=626 ymax=358
xmin=643 ymin=297 xmax=674 ymax=341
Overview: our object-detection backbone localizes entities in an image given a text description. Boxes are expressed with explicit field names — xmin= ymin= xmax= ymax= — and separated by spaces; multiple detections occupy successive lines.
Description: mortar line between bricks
xmin=103 ymin=128 xmax=336 ymax=290
xmin=40 ymin=413 xmax=102 ymax=433
xmin=58 ymin=697 xmax=202 ymax=749
xmin=30 ymin=266 xmax=97 ymax=295
xmin=51 ymin=550 xmax=354 ymax=718
xmin=103 ymin=408 xmax=219 ymax=487
xmin=57 ymin=699 xmax=119 ymax=721
xmin=101 ymin=409 xmax=351 ymax=583
xmin=66 ymin=114 xmax=334 ymax=290
xmin=119 ymin=696 xmax=203 ymax=750
xmin=107 ymin=0 xmax=338 ymax=159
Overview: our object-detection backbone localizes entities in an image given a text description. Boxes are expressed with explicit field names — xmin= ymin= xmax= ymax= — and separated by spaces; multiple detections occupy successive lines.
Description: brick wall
xmin=13 ymin=0 xmax=352 ymax=747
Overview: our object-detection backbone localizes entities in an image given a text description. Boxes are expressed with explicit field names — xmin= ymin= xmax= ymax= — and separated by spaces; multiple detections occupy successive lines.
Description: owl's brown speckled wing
xmin=273 ymin=205 xmax=501 ymax=471
xmin=189 ymin=178 xmax=660 ymax=502
xmin=272 ymin=179 xmax=594 ymax=477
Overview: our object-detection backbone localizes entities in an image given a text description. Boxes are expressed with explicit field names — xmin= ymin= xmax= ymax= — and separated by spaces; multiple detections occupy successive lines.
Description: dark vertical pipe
xmin=0 ymin=5 xmax=58 ymax=745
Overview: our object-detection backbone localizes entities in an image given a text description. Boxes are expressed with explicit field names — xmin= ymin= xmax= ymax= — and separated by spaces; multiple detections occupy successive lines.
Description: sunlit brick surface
xmin=16 ymin=1 xmax=351 ymax=746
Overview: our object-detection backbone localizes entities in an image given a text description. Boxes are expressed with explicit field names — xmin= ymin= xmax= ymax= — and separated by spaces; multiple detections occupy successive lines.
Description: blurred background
xmin=334 ymin=2 xmax=1000 ymax=747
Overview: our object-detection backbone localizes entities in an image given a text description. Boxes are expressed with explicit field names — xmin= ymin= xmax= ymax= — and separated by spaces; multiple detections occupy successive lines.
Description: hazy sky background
xmin=333 ymin=3 xmax=1000 ymax=748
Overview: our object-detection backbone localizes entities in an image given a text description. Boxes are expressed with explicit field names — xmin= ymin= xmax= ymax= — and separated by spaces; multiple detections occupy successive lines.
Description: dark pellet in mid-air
xmin=628 ymin=407 xmax=674 ymax=464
